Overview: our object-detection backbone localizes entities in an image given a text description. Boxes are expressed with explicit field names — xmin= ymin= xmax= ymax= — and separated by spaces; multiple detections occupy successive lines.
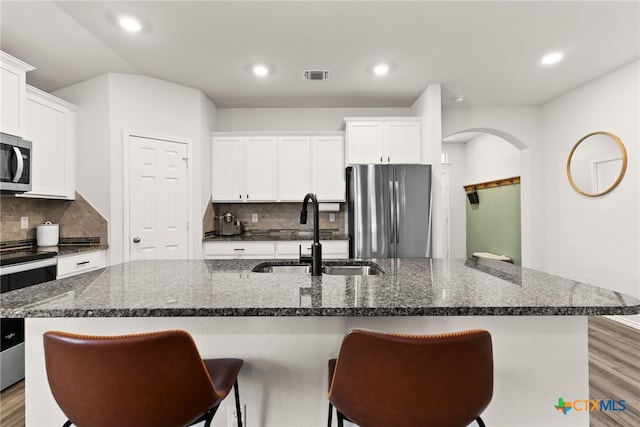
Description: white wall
xmin=217 ymin=107 xmax=411 ymax=131
xmin=541 ymin=60 xmax=639 ymax=327
xmin=56 ymin=73 xmax=218 ymax=263
xmin=54 ymin=76 xmax=112 ymax=259
xmin=441 ymin=141 xmax=467 ymax=258
xmin=411 ymin=84 xmax=443 ymax=256
xmin=464 ymin=133 xmax=521 ymax=185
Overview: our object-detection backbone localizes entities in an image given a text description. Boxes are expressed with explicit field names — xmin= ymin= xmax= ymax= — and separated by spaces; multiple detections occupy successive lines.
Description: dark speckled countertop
xmin=2 ymin=257 xmax=638 ymax=318
xmin=202 ymin=230 xmax=349 ymax=242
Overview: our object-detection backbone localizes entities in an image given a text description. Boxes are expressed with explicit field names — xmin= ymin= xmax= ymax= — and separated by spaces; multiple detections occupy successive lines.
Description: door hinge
xmin=186 ymin=221 xmax=190 ymax=230
xmin=182 ymin=157 xmax=189 ymax=167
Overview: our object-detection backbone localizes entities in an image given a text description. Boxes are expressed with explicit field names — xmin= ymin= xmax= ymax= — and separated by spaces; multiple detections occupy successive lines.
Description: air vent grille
xmin=303 ymin=70 xmax=330 ymax=81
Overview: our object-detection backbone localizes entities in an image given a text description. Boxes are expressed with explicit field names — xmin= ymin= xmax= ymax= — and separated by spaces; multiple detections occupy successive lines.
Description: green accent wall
xmin=466 ymin=184 xmax=521 ymax=265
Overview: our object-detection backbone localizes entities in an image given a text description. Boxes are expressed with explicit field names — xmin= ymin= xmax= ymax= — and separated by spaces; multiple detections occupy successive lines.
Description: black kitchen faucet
xmin=300 ymin=193 xmax=322 ymax=276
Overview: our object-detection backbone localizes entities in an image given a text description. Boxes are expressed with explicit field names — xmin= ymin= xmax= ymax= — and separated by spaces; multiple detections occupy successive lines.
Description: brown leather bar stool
xmin=327 ymin=329 xmax=493 ymax=427
xmin=43 ymin=330 xmax=244 ymax=427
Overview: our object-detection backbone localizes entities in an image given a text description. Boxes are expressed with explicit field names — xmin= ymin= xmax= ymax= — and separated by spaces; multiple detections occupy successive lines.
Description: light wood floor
xmin=0 ymin=379 xmax=24 ymax=427
xmin=588 ymin=316 xmax=640 ymax=427
xmin=1 ymin=317 xmax=638 ymax=427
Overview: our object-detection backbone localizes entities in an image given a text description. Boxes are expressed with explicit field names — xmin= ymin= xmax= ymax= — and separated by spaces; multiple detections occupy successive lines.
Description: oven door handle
xmin=0 ymin=257 xmax=57 ymax=276
xmin=11 ymin=147 xmax=24 ymax=183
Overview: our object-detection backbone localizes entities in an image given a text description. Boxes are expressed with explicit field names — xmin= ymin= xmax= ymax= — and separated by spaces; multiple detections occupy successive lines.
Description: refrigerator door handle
xmin=389 ymin=180 xmax=396 ymax=246
xmin=394 ymin=180 xmax=400 ymax=243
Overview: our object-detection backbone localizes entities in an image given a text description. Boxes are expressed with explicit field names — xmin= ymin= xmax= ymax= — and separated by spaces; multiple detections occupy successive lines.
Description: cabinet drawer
xmin=275 ymin=240 xmax=349 ymax=259
xmin=57 ymin=250 xmax=106 ymax=279
xmin=203 ymin=242 xmax=275 ymax=259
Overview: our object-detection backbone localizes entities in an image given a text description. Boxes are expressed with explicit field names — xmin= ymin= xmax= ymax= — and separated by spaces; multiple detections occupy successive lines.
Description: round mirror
xmin=567 ymin=131 xmax=627 ymax=197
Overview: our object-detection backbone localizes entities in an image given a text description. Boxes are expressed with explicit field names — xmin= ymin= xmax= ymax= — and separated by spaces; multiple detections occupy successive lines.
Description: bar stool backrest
xmin=328 ymin=328 xmax=493 ymax=427
xmin=43 ymin=330 xmax=221 ymax=427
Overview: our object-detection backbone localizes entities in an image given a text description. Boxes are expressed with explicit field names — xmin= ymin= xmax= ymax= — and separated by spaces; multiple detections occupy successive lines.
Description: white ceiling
xmin=1 ymin=1 xmax=638 ymax=108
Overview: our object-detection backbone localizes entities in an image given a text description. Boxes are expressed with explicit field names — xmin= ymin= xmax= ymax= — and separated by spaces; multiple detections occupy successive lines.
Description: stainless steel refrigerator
xmin=347 ymin=164 xmax=432 ymax=258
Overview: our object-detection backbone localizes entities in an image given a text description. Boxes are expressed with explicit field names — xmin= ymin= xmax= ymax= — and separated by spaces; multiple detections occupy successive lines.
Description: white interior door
xmin=129 ymin=135 xmax=189 ymax=260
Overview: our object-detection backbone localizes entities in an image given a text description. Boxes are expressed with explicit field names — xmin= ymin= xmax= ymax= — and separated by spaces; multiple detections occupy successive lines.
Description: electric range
xmin=1 ymin=248 xmax=57 ymax=390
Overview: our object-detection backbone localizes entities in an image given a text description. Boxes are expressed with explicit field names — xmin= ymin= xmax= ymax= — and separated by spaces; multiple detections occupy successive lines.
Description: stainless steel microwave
xmin=0 ymin=132 xmax=32 ymax=193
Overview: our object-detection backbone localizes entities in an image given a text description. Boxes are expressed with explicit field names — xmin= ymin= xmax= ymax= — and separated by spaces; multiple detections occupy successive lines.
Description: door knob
xmin=132 ymin=237 xmax=141 ymax=243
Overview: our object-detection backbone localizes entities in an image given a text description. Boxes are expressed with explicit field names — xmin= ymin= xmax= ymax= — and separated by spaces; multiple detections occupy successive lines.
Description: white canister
xmin=37 ymin=222 xmax=59 ymax=247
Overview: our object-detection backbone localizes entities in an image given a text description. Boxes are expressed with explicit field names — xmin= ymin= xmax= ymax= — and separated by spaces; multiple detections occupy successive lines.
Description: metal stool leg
xmin=476 ymin=416 xmax=486 ymax=427
xmin=234 ymin=379 xmax=243 ymax=427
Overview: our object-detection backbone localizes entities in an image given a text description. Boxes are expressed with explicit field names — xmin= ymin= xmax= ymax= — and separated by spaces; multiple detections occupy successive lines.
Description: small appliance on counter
xmin=214 ymin=212 xmax=243 ymax=236
xmin=36 ymin=221 xmax=59 ymax=249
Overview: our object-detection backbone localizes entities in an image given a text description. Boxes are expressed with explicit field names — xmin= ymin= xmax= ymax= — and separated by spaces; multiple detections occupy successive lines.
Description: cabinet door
xmin=212 ymin=136 xmax=243 ymax=202
xmin=312 ymin=136 xmax=345 ymax=201
xmin=245 ymin=136 xmax=277 ymax=201
xmin=385 ymin=120 xmax=421 ymax=164
xmin=1 ymin=53 xmax=33 ymax=138
xmin=346 ymin=121 xmax=384 ymax=164
xmin=22 ymin=87 xmax=76 ymax=199
xmin=278 ymin=136 xmax=311 ymax=201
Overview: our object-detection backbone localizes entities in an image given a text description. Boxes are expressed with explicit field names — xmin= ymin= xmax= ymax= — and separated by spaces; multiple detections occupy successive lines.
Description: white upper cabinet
xmin=212 ymin=135 xmax=277 ymax=202
xmin=212 ymin=132 xmax=345 ymax=202
xmin=278 ymin=136 xmax=311 ymax=201
xmin=312 ymin=135 xmax=345 ymax=201
xmin=21 ymin=86 xmax=77 ymax=200
xmin=1 ymin=51 xmax=35 ymax=138
xmin=345 ymin=121 xmax=384 ymax=164
xmin=212 ymin=136 xmax=243 ymax=201
xmin=344 ymin=117 xmax=421 ymax=165
xmin=244 ymin=136 xmax=277 ymax=201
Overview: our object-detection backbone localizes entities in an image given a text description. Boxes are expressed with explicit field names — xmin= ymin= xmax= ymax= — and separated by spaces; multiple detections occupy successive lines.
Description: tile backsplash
xmin=204 ymin=202 xmax=345 ymax=235
xmin=0 ymin=192 xmax=108 ymax=244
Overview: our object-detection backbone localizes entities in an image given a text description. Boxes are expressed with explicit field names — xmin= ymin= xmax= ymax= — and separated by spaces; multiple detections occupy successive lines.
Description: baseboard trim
xmin=605 ymin=315 xmax=640 ymax=331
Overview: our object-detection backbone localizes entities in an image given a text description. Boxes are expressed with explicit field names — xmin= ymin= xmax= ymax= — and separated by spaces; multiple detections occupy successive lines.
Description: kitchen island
xmin=2 ymin=258 xmax=639 ymax=426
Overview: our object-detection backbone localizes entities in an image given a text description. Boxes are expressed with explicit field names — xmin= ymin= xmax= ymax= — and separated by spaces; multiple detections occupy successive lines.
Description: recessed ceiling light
xmin=373 ymin=63 xmax=390 ymax=76
xmin=252 ymin=64 xmax=270 ymax=77
xmin=119 ymin=16 xmax=142 ymax=32
xmin=541 ymin=52 xmax=564 ymax=66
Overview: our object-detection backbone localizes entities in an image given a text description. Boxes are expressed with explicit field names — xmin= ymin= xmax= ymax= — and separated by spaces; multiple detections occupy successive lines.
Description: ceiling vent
xmin=303 ymin=70 xmax=330 ymax=81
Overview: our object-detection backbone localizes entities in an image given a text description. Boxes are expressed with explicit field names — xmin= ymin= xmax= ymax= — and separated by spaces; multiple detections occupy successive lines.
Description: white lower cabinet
xmin=203 ymin=241 xmax=275 ymax=259
xmin=203 ymin=240 xmax=349 ymax=260
xmin=275 ymin=240 xmax=349 ymax=260
xmin=57 ymin=250 xmax=106 ymax=279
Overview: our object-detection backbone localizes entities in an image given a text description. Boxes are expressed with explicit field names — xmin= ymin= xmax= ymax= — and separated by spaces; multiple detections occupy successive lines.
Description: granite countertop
xmin=2 ymin=258 xmax=638 ymax=318
xmin=202 ymin=230 xmax=349 ymax=242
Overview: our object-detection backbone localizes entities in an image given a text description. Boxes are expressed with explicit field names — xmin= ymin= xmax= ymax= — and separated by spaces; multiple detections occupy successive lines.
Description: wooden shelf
xmin=464 ymin=176 xmax=520 ymax=192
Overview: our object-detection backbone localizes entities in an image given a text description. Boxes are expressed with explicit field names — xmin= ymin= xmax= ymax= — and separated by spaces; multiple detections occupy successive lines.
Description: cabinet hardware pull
xmin=233 ymin=248 xmax=245 ymax=251
xmin=76 ymin=261 xmax=90 ymax=266
xmin=239 ymin=194 xmax=242 ymax=199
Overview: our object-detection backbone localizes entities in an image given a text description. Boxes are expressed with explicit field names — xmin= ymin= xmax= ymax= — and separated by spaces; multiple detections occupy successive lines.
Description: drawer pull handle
xmin=76 ymin=261 xmax=91 ymax=266
xmin=4 ymin=333 xmax=16 ymax=340
xmin=233 ymin=248 xmax=245 ymax=251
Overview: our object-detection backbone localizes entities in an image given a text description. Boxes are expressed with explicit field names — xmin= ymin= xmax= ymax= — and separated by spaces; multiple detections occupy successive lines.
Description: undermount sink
xmin=252 ymin=261 xmax=384 ymax=276
xmin=256 ymin=265 xmax=311 ymax=274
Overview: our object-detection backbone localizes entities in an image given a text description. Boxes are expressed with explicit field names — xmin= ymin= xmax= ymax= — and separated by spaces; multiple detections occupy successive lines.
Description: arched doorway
xmin=442 ymin=129 xmax=525 ymax=264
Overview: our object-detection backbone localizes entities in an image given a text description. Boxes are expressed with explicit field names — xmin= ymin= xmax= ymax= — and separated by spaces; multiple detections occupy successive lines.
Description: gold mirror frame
xmin=566 ymin=131 xmax=627 ymax=197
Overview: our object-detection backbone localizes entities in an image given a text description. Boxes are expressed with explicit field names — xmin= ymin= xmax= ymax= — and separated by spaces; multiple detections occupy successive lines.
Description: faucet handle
xmin=299 ymin=244 xmax=312 ymax=263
